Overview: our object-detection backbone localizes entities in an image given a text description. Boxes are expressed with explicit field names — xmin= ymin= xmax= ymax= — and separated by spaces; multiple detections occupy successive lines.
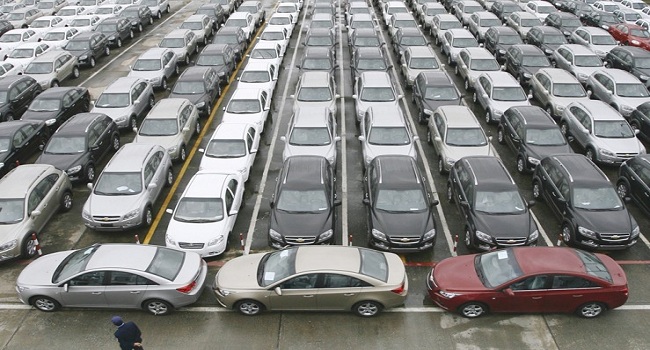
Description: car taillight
xmin=176 ymin=281 xmax=196 ymax=294
xmin=391 ymin=282 xmax=405 ymax=295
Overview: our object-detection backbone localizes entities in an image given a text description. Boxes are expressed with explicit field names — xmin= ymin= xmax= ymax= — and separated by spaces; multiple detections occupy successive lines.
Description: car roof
xmin=216 ymin=26 xmax=242 ymax=35
xmin=461 ymin=156 xmax=515 ymax=188
xmin=393 ymin=12 xmax=415 ymax=20
xmin=447 ymin=28 xmax=475 ymax=38
xmin=509 ymin=106 xmax=556 ymax=127
xmin=438 ymin=106 xmax=481 ymax=128
xmin=104 ymin=143 xmax=158 ymax=172
xmin=70 ymin=31 xmax=99 ymax=40
xmin=490 ymin=26 xmax=518 ymax=35
xmin=612 ymin=45 xmax=650 ymax=58
xmin=368 ymin=105 xmax=405 ymax=126
xmin=30 ymin=49 xmax=69 ymax=62
xmin=462 ymin=47 xmax=494 ymax=59
xmin=294 ymin=246 xmax=364 ymax=274
xmin=56 ymin=112 xmax=106 ymax=135
xmin=228 ymin=12 xmax=250 ymax=19
xmin=85 ymin=244 xmax=159 ymax=271
xmin=514 ymin=11 xmax=539 ymax=19
xmin=312 ymin=13 xmax=333 ymax=20
xmin=281 ymin=155 xmax=329 ymax=189
xmin=37 ymin=86 xmax=84 ymax=99
xmin=577 ymin=26 xmax=610 ymax=35
xmin=294 ymin=106 xmax=330 ymax=127
xmin=177 ymin=66 xmax=212 ymax=80
xmin=510 ymin=247 xmax=593 ymax=275
xmin=138 ymin=47 xmax=169 ymax=59
xmin=184 ymin=14 xmax=207 ymax=22
xmin=200 ymin=43 xmax=230 ymax=54
xmin=533 ymin=25 xmax=563 ymax=35
xmin=103 ymin=76 xmax=140 ymax=92
xmin=538 ymin=67 xmax=580 ymax=83
xmin=183 ymin=172 xmax=228 ymax=198
xmin=304 ymin=46 xmax=332 ymax=57
xmin=408 ymin=45 xmax=436 ymax=57
xmin=165 ymin=28 xmax=191 ymax=38
xmin=253 ymin=40 xmax=279 ymax=49
xmin=420 ymin=71 xmax=454 ymax=86
xmin=0 ymin=75 xmax=31 ymax=87
xmin=553 ymin=12 xmax=579 ymax=19
xmin=231 ymin=87 xmax=262 ymax=99
xmin=597 ymin=68 xmax=642 ymax=83
xmin=475 ymin=11 xmax=499 ymax=19
xmin=211 ymin=122 xmax=254 ymax=140
xmin=241 ymin=60 xmax=272 ymax=72
xmin=299 ymin=71 xmax=330 ymax=86
xmin=549 ymin=153 xmax=609 ymax=184
xmin=354 ymin=46 xmax=382 ymax=58
xmin=570 ymin=100 xmax=623 ymax=120
xmin=360 ymin=71 xmax=392 ymax=86
xmin=482 ymin=71 xmax=519 ymax=86
xmin=146 ymin=98 xmax=189 ymax=119
xmin=372 ymin=155 xmax=421 ymax=187
xmin=398 ymin=27 xmax=424 ymax=36
xmin=558 ymin=44 xmax=597 ymax=55
xmin=511 ymin=44 xmax=545 ymax=55
xmin=435 ymin=14 xmax=458 ymax=21
xmin=0 ymin=164 xmax=53 ymax=197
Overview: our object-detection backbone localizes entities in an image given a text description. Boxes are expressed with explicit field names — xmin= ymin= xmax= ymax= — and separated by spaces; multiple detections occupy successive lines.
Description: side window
xmin=108 ymin=271 xmax=150 ymax=285
xmin=8 ymin=86 xmax=18 ymax=100
xmin=322 ymin=274 xmax=372 ymax=288
xmin=225 ymin=187 xmax=234 ymax=213
xmin=144 ymin=158 xmax=156 ymax=185
xmin=68 ymin=271 xmax=106 ymax=286
xmin=227 ymin=178 xmax=238 ymax=196
xmin=551 ymin=275 xmax=600 ymax=289
xmin=558 ymin=179 xmax=570 ymax=199
xmin=88 ymin=125 xmax=100 ymax=146
xmin=433 ymin=113 xmax=445 ymax=137
xmin=12 ymin=129 xmax=27 ymax=147
xmin=279 ymin=273 xmax=319 ymax=289
xmin=130 ymin=87 xmax=139 ymax=104
xmin=246 ymin=129 xmax=254 ymax=152
xmin=603 ymin=77 xmax=615 ymax=92
xmin=510 ymin=275 xmax=548 ymax=291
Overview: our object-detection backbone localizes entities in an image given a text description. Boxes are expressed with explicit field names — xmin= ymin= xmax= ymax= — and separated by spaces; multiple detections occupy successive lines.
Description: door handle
xmin=532 ymin=297 xmax=543 ymax=300
xmin=572 ymin=295 xmax=583 ymax=298
xmin=303 ymin=295 xmax=314 ymax=298
xmin=343 ymin=293 xmax=355 ymax=296
xmin=130 ymin=291 xmax=140 ymax=294
xmin=91 ymin=292 xmax=102 ymax=295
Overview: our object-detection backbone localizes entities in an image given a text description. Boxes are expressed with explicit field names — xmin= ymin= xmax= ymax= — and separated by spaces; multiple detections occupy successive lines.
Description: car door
xmin=224 ymin=177 xmax=242 ymax=231
xmin=317 ymin=273 xmax=367 ymax=310
xmin=268 ymin=273 xmax=320 ymax=310
xmin=476 ymin=76 xmax=491 ymax=109
xmin=542 ymin=275 xmax=606 ymax=313
xmin=502 ymin=109 xmax=520 ymax=152
xmin=132 ymin=82 xmax=147 ymax=117
xmin=11 ymin=125 xmax=34 ymax=164
xmin=554 ymin=48 xmax=570 ymax=71
xmin=31 ymin=172 xmax=59 ymax=228
xmin=534 ymin=73 xmax=550 ymax=107
xmin=628 ymin=162 xmax=650 ymax=212
xmin=59 ymin=271 xmax=108 ymax=307
xmin=103 ymin=271 xmax=150 ymax=308
xmin=179 ymin=104 xmax=193 ymax=146
xmin=93 ymin=117 xmax=113 ymax=157
xmin=148 ymin=150 xmax=166 ymax=201
xmin=12 ymin=81 xmax=30 ymax=116
xmin=431 ymin=112 xmax=446 ymax=156
xmin=490 ymin=275 xmax=550 ymax=313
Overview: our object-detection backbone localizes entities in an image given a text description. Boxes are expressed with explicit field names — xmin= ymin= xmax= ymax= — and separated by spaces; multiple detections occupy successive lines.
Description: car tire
xmin=129 ymin=115 xmax=137 ymax=130
xmin=174 ymin=64 xmax=179 ymax=76
xmin=464 ymin=228 xmax=474 ymax=249
xmin=104 ymin=46 xmax=110 ymax=56
xmin=21 ymin=233 xmax=38 ymax=258
xmin=447 ymin=55 xmax=452 ymax=65
xmin=516 ymin=155 xmax=527 ymax=174
xmin=143 ymin=299 xmax=173 ymax=315
xmin=472 ymin=92 xmax=477 ymax=103
xmin=454 ymin=65 xmax=459 ymax=76
xmin=236 ymin=300 xmax=263 ymax=316
xmin=160 ymin=77 xmax=167 ymax=90
xmin=30 ymin=296 xmax=60 ymax=312
xmin=157 ymin=11 xmax=162 ymax=19
xmin=129 ymin=30 xmax=134 ymax=39
xmin=116 ymin=38 xmax=122 ymax=48
xmin=60 ymin=190 xmax=73 ymax=212
xmin=418 ymin=111 xmax=426 ymax=125
xmin=111 ymin=133 xmax=120 ymax=151
xmin=179 ymin=145 xmax=187 ymax=162
xmin=427 ymin=130 xmax=432 ymax=145
xmin=576 ymin=302 xmax=606 ymax=318
xmin=545 ymin=105 xmax=554 ymax=119
xmin=447 ymin=183 xmax=454 ymax=203
xmin=203 ymin=37 xmax=208 ymax=46
xmin=464 ymin=78 xmax=471 ymax=91
xmin=165 ymin=168 xmax=174 ymax=187
xmin=184 ymin=55 xmax=190 ymax=65
xmin=616 ymin=179 xmax=629 ymax=199
xmin=353 ymin=300 xmax=382 ymax=317
xmin=89 ymin=57 xmax=96 ymax=68
xmin=585 ymin=147 xmax=597 ymax=163
xmin=561 ymin=222 xmax=574 ymax=245
xmin=532 ymin=180 xmax=542 ymax=201
xmin=166 ymin=5 xmax=170 ymax=13
xmin=497 ymin=127 xmax=505 ymax=144
xmin=51 ymin=80 xmax=59 ymax=88
xmin=72 ymin=65 xmax=80 ymax=78
xmin=85 ymin=164 xmax=95 ymax=182
xmin=485 ymin=111 xmax=493 ymax=124
xmin=148 ymin=95 xmax=155 ymax=109
xmin=195 ymin=121 xmax=201 ymax=135
xmin=4 ymin=113 xmax=14 ymax=122
xmin=149 ymin=17 xmax=154 ymax=25
xmin=143 ymin=206 xmax=153 ymax=227
xmin=560 ymin=122 xmax=569 ymax=136
xmin=438 ymin=157 xmax=446 ymax=175
xmin=459 ymin=302 xmax=488 ymax=318
xmin=138 ymin=24 xmax=143 ymax=33
xmin=604 ymin=60 xmax=612 ymax=68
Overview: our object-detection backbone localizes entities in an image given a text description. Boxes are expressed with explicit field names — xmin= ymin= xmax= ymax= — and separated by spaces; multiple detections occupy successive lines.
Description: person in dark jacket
xmin=111 ymin=316 xmax=143 ymax=350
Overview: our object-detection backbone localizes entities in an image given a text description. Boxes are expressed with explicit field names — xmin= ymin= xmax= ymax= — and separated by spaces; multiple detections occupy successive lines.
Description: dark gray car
xmin=169 ymin=67 xmax=221 ymax=117
xmin=63 ymin=31 xmax=110 ymax=68
xmin=212 ymin=26 xmax=247 ymax=61
xmin=413 ymin=71 xmax=463 ymax=124
xmin=195 ymin=44 xmax=236 ymax=85
xmin=94 ymin=17 xmax=134 ymax=48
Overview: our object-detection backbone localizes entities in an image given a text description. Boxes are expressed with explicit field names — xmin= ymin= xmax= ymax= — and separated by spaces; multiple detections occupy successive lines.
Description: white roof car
xmin=93 ymin=5 xmax=125 ymax=20
xmin=67 ymin=14 xmax=100 ymax=33
xmin=28 ymin=15 xmax=66 ymax=34
xmin=281 ymin=106 xmax=339 ymax=165
xmin=258 ymin=27 xmax=289 ymax=57
xmin=0 ymin=28 xmax=40 ymax=58
xmin=222 ymin=88 xmax=271 ymax=133
xmin=524 ymin=1 xmax=557 ymax=21
xmin=38 ymin=27 xmax=78 ymax=48
xmin=237 ymin=61 xmax=278 ymax=99
xmin=199 ymin=123 xmax=260 ymax=181
xmin=247 ymin=41 xmax=283 ymax=72
xmin=4 ymin=42 xmax=51 ymax=68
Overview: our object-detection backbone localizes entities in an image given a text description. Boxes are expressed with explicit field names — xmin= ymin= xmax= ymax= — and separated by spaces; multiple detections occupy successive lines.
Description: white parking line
xmin=337 ymin=0 xmax=349 ymax=246
xmin=243 ymin=1 xmax=311 ymax=254
xmin=79 ymin=0 xmax=196 ymax=87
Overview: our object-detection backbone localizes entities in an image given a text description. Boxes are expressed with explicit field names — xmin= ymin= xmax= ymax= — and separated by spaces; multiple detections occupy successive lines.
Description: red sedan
xmin=608 ymin=23 xmax=650 ymax=50
xmin=427 ymin=247 xmax=628 ymax=318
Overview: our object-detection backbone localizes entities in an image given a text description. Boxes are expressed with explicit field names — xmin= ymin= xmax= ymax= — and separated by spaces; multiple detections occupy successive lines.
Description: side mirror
xmin=358 ymin=135 xmax=366 ymax=141
xmin=434 ymin=136 xmax=442 ymax=142
xmin=269 ymin=200 xmax=275 ymax=208
xmin=182 ymin=126 xmax=190 ymax=132
xmin=397 ymin=94 xmax=404 ymax=99
xmin=482 ymin=93 xmax=488 ymax=99
xmin=430 ymin=199 xmax=439 ymax=207
xmin=132 ymin=127 xmax=138 ymax=133
xmin=134 ymin=99 xmax=140 ymax=104
xmin=289 ymin=94 xmax=295 ymax=98
xmin=63 ymin=283 xmax=69 ymax=292
xmin=504 ymin=288 xmax=515 ymax=296
xmin=222 ymin=106 xmax=226 ymax=111
xmin=31 ymin=210 xmax=42 ymax=217
xmin=295 ymin=64 xmax=301 ymax=68
xmin=149 ymin=183 xmax=158 ymax=189
xmin=352 ymin=94 xmax=358 ymax=99
xmin=274 ymin=287 xmax=282 ymax=296
xmin=460 ymin=200 xmax=470 ymax=208
xmin=528 ymin=200 xmax=536 ymax=207
xmin=280 ymin=135 xmax=286 ymax=142
xmin=334 ymin=199 xmax=342 ymax=206
xmin=335 ymin=94 xmax=341 ymax=99
xmin=165 ymin=208 xmax=173 ymax=214
xmin=334 ymin=136 xmax=341 ymax=142
xmin=87 ymin=183 xmax=93 ymax=190
xmin=229 ymin=209 xmax=238 ymax=216
xmin=362 ymin=198 xmax=370 ymax=205
xmin=413 ymin=135 xmax=419 ymax=141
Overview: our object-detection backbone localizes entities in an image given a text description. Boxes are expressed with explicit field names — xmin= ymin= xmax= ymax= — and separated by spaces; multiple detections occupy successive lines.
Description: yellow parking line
xmin=143 ymin=24 xmax=267 ymax=245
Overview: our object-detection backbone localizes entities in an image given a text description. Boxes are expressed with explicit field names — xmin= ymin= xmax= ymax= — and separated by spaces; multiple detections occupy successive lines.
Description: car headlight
xmin=0 ymin=163 xmax=3 ymax=169
xmin=80 ymin=54 xmax=88 ymax=60
xmin=218 ymin=71 xmax=226 ymax=76
xmin=150 ymin=77 xmax=160 ymax=83
xmin=621 ymin=105 xmax=634 ymax=112
xmin=16 ymin=285 xmax=29 ymax=292
xmin=423 ymin=108 xmax=433 ymax=116
xmin=208 ymin=236 xmax=224 ymax=246
xmin=269 ymin=229 xmax=283 ymax=240
xmin=493 ymin=109 xmax=503 ymax=117
xmin=217 ymin=288 xmax=234 ymax=296
xmin=39 ymin=80 xmax=49 ymax=86
xmin=545 ymin=48 xmax=553 ymax=54
xmin=109 ymin=35 xmax=116 ymax=40
xmin=498 ymin=49 xmax=505 ymax=54
xmin=423 ymin=229 xmax=436 ymax=241
xmin=123 ymin=209 xmax=140 ymax=221
xmin=82 ymin=210 xmax=91 ymax=220
xmin=599 ymin=148 xmax=615 ymax=157
xmin=527 ymin=157 xmax=540 ymax=165
xmin=594 ymin=50 xmax=605 ymax=56
xmin=165 ymin=235 xmax=176 ymax=246
xmin=640 ymin=74 xmax=649 ymax=81
xmin=439 ymin=290 xmax=458 ymax=299
xmin=529 ymin=230 xmax=539 ymax=241
xmin=45 ymin=118 xmax=57 ymax=126
xmin=167 ymin=146 xmax=177 ymax=154
xmin=601 ymin=25 xmax=609 ymax=30
xmin=371 ymin=228 xmax=387 ymax=242
xmin=631 ymin=40 xmax=640 ymax=45
xmin=196 ymin=102 xmax=205 ymax=108
xmin=578 ymin=226 xmax=597 ymax=239
xmin=577 ymin=72 xmax=588 ymax=80
xmin=523 ymin=73 xmax=532 ymax=78
xmin=0 ymin=239 xmax=18 ymax=251
xmin=563 ymin=31 xmax=570 ymax=36
xmin=632 ymin=226 xmax=640 ymax=238
xmin=475 ymin=230 xmax=492 ymax=243
xmin=115 ymin=115 xmax=128 ymax=122
xmin=318 ymin=229 xmax=333 ymax=242
xmin=67 ymin=165 xmax=82 ymax=174
xmin=131 ymin=21 xmax=138 ymax=26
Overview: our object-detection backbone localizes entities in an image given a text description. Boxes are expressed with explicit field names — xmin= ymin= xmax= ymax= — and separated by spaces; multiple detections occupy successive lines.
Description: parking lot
xmin=1 ymin=0 xmax=650 ymax=348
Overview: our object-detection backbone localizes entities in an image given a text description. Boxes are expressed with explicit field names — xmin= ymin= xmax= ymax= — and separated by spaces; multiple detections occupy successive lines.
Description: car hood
xmin=551 ymin=95 xmax=590 ymax=108
xmin=127 ymin=70 xmax=162 ymax=81
xmin=596 ymin=136 xmax=644 ymax=154
xmin=166 ymin=218 xmax=228 ymax=243
xmin=490 ymin=99 xmax=531 ymax=113
xmin=433 ymin=254 xmax=486 ymax=291
xmin=168 ymin=92 xmax=205 ymax=105
xmin=199 ymin=155 xmax=248 ymax=172
xmin=16 ymin=250 xmax=71 ymax=287
xmin=445 ymin=143 xmax=493 ymax=163
xmin=21 ymin=109 xmax=58 ymax=121
xmin=133 ymin=134 xmax=179 ymax=150
xmin=36 ymin=152 xmax=86 ymax=172
xmin=66 ymin=49 xmax=92 ymax=58
xmin=474 ymin=210 xmax=533 ymax=239
xmin=0 ymin=221 xmax=26 ymax=245
xmin=575 ymin=207 xmax=633 ymax=233
xmin=284 ymin=143 xmax=335 ymax=161
xmin=365 ymin=142 xmax=417 ymax=163
xmin=85 ymin=192 xmax=142 ymax=216
xmin=372 ymin=209 xmax=433 ymax=237
xmin=423 ymin=98 xmax=463 ymax=111
xmin=270 ymin=208 xmax=332 ymax=237
xmin=91 ymin=106 xmax=131 ymax=120
xmin=216 ymin=253 xmax=264 ymax=290
xmin=616 ymin=96 xmax=650 ymax=109
xmin=526 ymin=143 xmax=573 ymax=160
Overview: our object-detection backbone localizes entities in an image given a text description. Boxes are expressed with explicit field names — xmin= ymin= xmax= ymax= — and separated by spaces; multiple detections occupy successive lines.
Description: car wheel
xmin=160 ymin=77 xmax=167 ymax=90
xmin=459 ymin=302 xmax=487 ymax=318
xmin=143 ymin=299 xmax=173 ymax=315
xmin=129 ymin=115 xmax=137 ymax=130
xmin=30 ymin=296 xmax=60 ymax=312
xmin=435 ymin=35 xmax=440 ymax=46
xmin=561 ymin=223 xmax=574 ymax=245
xmin=51 ymin=80 xmax=59 ymax=88
xmin=464 ymin=228 xmax=473 ymax=249
xmin=60 ymin=190 xmax=73 ymax=212
xmin=143 ymin=206 xmax=153 ymax=227
xmin=85 ymin=164 xmax=96 ymax=182
xmin=472 ymin=92 xmax=477 ymax=103
xmin=616 ymin=180 xmax=629 ymax=199
xmin=195 ymin=121 xmax=201 ymax=135
xmin=203 ymin=37 xmax=208 ymax=46
xmin=516 ymin=156 xmax=527 ymax=174
xmin=454 ymin=65 xmax=459 ymax=76
xmin=157 ymin=11 xmax=162 ymax=19
xmin=129 ymin=30 xmax=134 ymax=39
xmin=104 ymin=46 xmax=110 ymax=56
xmin=138 ymin=24 xmax=143 ymax=33
xmin=184 ymin=55 xmax=190 ymax=65
xmin=497 ymin=127 xmax=505 ymax=144
xmin=577 ymin=302 xmax=606 ymax=318
xmin=21 ymin=233 xmax=38 ymax=258
xmin=165 ymin=168 xmax=174 ymax=187
xmin=353 ymin=300 xmax=382 ymax=317
xmin=427 ymin=130 xmax=432 ymax=145
xmin=166 ymin=5 xmax=170 ymax=13
xmin=149 ymin=17 xmax=154 ymax=25
xmin=111 ymin=134 xmax=120 ymax=151
xmin=604 ymin=60 xmax=612 ymax=68
xmin=148 ymin=95 xmax=155 ymax=109
xmin=179 ymin=145 xmax=187 ymax=162
xmin=464 ymin=78 xmax=471 ymax=91
xmin=89 ymin=57 xmax=96 ymax=68
xmin=585 ymin=148 xmax=596 ymax=163
xmin=418 ymin=111 xmax=426 ymax=125
xmin=447 ymin=183 xmax=454 ymax=203
xmin=545 ymin=105 xmax=554 ymax=119
xmin=518 ymin=73 xmax=526 ymax=86
xmin=174 ymin=64 xmax=179 ymax=76
xmin=485 ymin=111 xmax=493 ymax=124
xmin=560 ymin=122 xmax=569 ymax=136
xmin=236 ymin=300 xmax=263 ymax=316
xmin=438 ymin=157 xmax=446 ymax=175
xmin=447 ymin=55 xmax=452 ymax=65
xmin=116 ymin=38 xmax=122 ymax=48
xmin=532 ymin=180 xmax=542 ymax=201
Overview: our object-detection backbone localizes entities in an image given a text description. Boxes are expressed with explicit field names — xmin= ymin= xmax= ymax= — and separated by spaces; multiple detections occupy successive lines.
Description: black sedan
xmin=94 ymin=17 xmax=134 ymax=48
xmin=169 ymin=66 xmax=220 ymax=117
xmin=35 ymin=113 xmax=120 ymax=182
xmin=21 ymin=87 xmax=90 ymax=133
xmin=119 ymin=5 xmax=153 ymax=33
xmin=0 ymin=120 xmax=49 ymax=178
xmin=64 ymin=32 xmax=110 ymax=68
xmin=617 ymin=154 xmax=650 ymax=215
xmin=0 ymin=75 xmax=42 ymax=122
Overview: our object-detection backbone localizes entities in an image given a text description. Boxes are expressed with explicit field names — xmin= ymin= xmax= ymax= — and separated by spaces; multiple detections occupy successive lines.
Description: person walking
xmin=111 ymin=316 xmax=144 ymax=350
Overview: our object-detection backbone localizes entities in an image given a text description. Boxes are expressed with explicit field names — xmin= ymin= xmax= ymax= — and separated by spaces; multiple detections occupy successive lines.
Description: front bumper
xmin=0 ymin=246 xmax=20 ymax=262
xmin=83 ymin=216 xmax=142 ymax=231
xmin=370 ymin=236 xmax=435 ymax=253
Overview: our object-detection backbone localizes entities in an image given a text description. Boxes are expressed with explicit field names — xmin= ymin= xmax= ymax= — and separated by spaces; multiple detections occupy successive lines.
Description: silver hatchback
xmin=585 ymin=68 xmax=650 ymax=118
xmin=127 ymin=47 xmax=179 ymax=90
xmin=91 ymin=76 xmax=155 ymax=130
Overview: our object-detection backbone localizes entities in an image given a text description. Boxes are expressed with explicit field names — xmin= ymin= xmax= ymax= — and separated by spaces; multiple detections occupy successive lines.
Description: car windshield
xmin=553 ymin=83 xmax=586 ymax=97
xmin=481 ymin=19 xmax=501 ymax=27
xmin=52 ymin=245 xmax=100 ymax=283
xmin=8 ymin=48 xmax=34 ymax=59
xmin=43 ymin=32 xmax=66 ymax=41
xmin=58 ymin=9 xmax=77 ymax=16
xmin=591 ymin=35 xmax=616 ymax=45
xmin=521 ymin=18 xmax=542 ymax=27
xmin=395 ymin=20 xmax=418 ymax=28
xmin=0 ymin=198 xmax=24 ymax=224
xmin=132 ymin=58 xmax=161 ymax=71
xmin=289 ymin=127 xmax=331 ymax=145
xmin=160 ymin=38 xmax=185 ymax=48
xmin=269 ymin=17 xmax=290 ymax=25
xmin=297 ymin=87 xmax=331 ymax=101
xmin=95 ymin=93 xmax=129 ymax=108
xmin=354 ymin=36 xmax=380 ymax=46
xmin=576 ymin=250 xmax=612 ymax=282
xmin=31 ymin=20 xmax=51 ymax=28
xmin=196 ymin=53 xmax=224 ymax=65
xmin=24 ymin=62 xmax=53 ymax=74
xmin=357 ymin=58 xmax=386 ymax=70
xmin=424 ymin=86 xmax=458 ymax=100
xmin=261 ymin=31 xmax=284 ymax=40
xmin=359 ymin=248 xmax=388 ymax=282
xmin=225 ymin=19 xmax=248 ymax=27
xmin=526 ymin=127 xmax=567 ymax=145
xmin=138 ymin=119 xmax=178 ymax=136
xmin=630 ymin=29 xmax=650 ymax=38
xmin=474 ymin=190 xmax=526 ymax=214
xmin=250 ymin=48 xmax=277 ymax=59
xmin=475 ymin=249 xmax=524 ymax=288
xmin=303 ymin=58 xmax=332 ymax=69
xmin=446 ymin=128 xmax=487 ymax=146
xmin=594 ymin=120 xmax=635 ymax=138
xmin=307 ymin=36 xmax=333 ymax=46
xmin=617 ymin=83 xmax=649 ymax=97
xmin=7 ymin=13 xmax=25 ymax=21
xmin=65 ymin=40 xmax=90 ymax=50
xmin=452 ymin=37 xmax=478 ymax=48
xmin=146 ymin=248 xmax=185 ymax=281
xmin=427 ymin=8 xmax=446 ymax=16
xmin=463 ymin=5 xmax=482 ymax=13
xmin=0 ymin=34 xmax=21 ymax=43
xmin=573 ymin=186 xmax=623 ymax=210
xmin=492 ymin=87 xmax=527 ymax=101
xmin=470 ymin=58 xmax=500 ymax=71
xmin=28 ymin=98 xmax=61 ymax=112
xmin=375 ymin=189 xmax=427 ymax=212
xmin=636 ymin=57 xmax=650 ymax=69
xmin=277 ymin=189 xmax=329 ymax=212
xmin=205 ymin=139 xmax=246 ymax=158
xmin=240 ymin=71 xmax=270 ymax=83
xmin=180 ymin=21 xmax=204 ymax=31
xmin=624 ymin=13 xmax=641 ymax=21
xmin=545 ymin=34 xmax=567 ymax=44
xmin=44 ymin=136 xmax=86 ymax=154
xmin=368 ymin=126 xmax=410 ymax=145
xmin=258 ymin=248 xmax=297 ymax=287
xmin=312 ymin=20 xmax=334 ymax=29
xmin=410 ymin=57 xmax=439 ymax=69
xmin=522 ymin=55 xmax=550 ymax=67
xmin=173 ymin=197 xmax=223 ymax=223
xmin=499 ymin=34 xmax=523 ymax=44
xmin=226 ymin=99 xmax=261 ymax=113
xmin=0 ymin=91 xmax=7 ymax=103
xmin=360 ymin=87 xmax=395 ymax=102
xmin=239 ymin=6 xmax=258 ymax=13
xmin=351 ymin=20 xmax=374 ymax=29
xmin=121 ymin=9 xmax=139 ymax=17
xmin=172 ymin=81 xmax=206 ymax=94
xmin=574 ymin=54 xmax=602 ymax=67
xmin=390 ymin=7 xmax=409 ymax=14
xmin=71 ymin=19 xmax=91 ymax=27
xmin=401 ymin=35 xmax=427 ymax=46
xmin=212 ymin=0 xmax=229 ymax=5
xmin=440 ymin=20 xmax=462 ymax=30
xmin=81 ymin=0 xmax=99 ymax=5
xmin=94 ymin=172 xmax=142 ymax=195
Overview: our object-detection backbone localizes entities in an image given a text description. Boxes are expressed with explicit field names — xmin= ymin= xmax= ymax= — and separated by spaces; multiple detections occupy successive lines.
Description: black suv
xmin=195 ymin=44 xmax=236 ymax=85
xmin=447 ymin=155 xmax=538 ymax=251
xmin=35 ymin=113 xmax=120 ymax=182
xmin=268 ymin=156 xmax=340 ymax=248
xmin=169 ymin=66 xmax=221 ymax=117
xmin=63 ymin=32 xmax=110 ymax=68
xmin=119 ymin=4 xmax=154 ymax=33
xmin=490 ymin=1 xmax=521 ymax=23
xmin=21 ymin=86 xmax=90 ymax=132
xmin=497 ymin=106 xmax=572 ymax=173
xmin=617 ymin=154 xmax=650 ymax=214
xmin=194 ymin=4 xmax=226 ymax=29
xmin=412 ymin=71 xmax=462 ymax=124
xmin=532 ymin=153 xmax=639 ymax=250
xmin=604 ymin=46 xmax=650 ymax=88
xmin=583 ymin=10 xmax=621 ymax=30
xmin=504 ymin=44 xmax=552 ymax=85
xmin=0 ymin=75 xmax=42 ymax=122
xmin=94 ymin=17 xmax=134 ymax=48
xmin=544 ymin=12 xmax=582 ymax=38
xmin=0 ymin=120 xmax=49 ymax=178
xmin=484 ymin=26 xmax=523 ymax=63
xmin=364 ymin=155 xmax=438 ymax=252
xmin=525 ymin=26 xmax=568 ymax=57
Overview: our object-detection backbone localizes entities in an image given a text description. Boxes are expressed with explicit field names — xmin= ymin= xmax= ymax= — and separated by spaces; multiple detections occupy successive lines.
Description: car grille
xmin=495 ymin=237 xmax=528 ymax=246
xmin=178 ymin=242 xmax=205 ymax=249
xmin=92 ymin=216 xmax=121 ymax=223
xmin=599 ymin=233 xmax=630 ymax=242
xmin=388 ymin=236 xmax=421 ymax=246
xmin=284 ymin=236 xmax=316 ymax=245
xmin=616 ymin=153 xmax=637 ymax=159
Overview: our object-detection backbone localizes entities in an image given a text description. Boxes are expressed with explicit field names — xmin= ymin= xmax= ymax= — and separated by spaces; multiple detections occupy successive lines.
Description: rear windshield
xmin=576 ymin=250 xmax=612 ymax=283
xmin=146 ymin=247 xmax=185 ymax=280
xmin=359 ymin=248 xmax=388 ymax=282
